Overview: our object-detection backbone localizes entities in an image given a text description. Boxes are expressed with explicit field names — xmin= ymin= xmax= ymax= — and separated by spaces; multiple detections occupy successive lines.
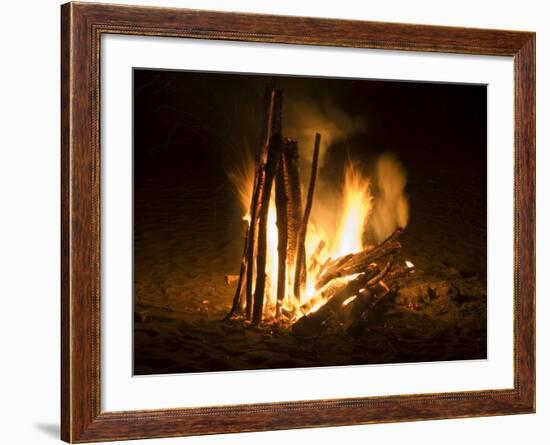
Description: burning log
xmin=365 ymin=255 xmax=394 ymax=288
xmin=308 ymin=240 xmax=326 ymax=273
xmin=291 ymin=234 xmax=403 ymax=331
xmin=292 ymin=272 xmax=372 ymax=337
xmin=299 ymin=264 xmax=379 ymax=315
xmin=226 ymin=169 xmax=267 ymax=321
xmin=385 ymin=262 xmax=416 ymax=282
xmin=316 ymin=228 xmax=403 ymax=289
xmin=275 ymin=174 xmax=288 ymax=318
xmin=294 ymin=133 xmax=321 ymax=303
xmin=227 ymin=84 xmax=281 ymax=322
xmin=252 ymin=90 xmax=284 ymax=325
xmin=244 ymin=86 xmax=277 ymax=320
xmin=275 ymin=139 xmax=303 ymax=318
xmin=258 ymin=81 xmax=277 ymax=163
xmin=245 ymin=166 xmax=265 ymax=319
xmin=315 ymin=255 xmax=332 ymax=282
xmin=279 ymin=139 xmax=303 ymax=265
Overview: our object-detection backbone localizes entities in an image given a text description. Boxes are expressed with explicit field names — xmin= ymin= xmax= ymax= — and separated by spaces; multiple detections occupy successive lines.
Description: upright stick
xmin=245 ymin=87 xmax=276 ymax=320
xmin=281 ymin=139 xmax=303 ymax=267
xmin=275 ymin=139 xmax=302 ymax=318
xmin=275 ymin=152 xmax=289 ymax=319
xmin=293 ymin=133 xmax=321 ymax=303
xmin=252 ymin=91 xmax=283 ymax=325
xmin=224 ymin=220 xmax=250 ymax=320
xmin=244 ymin=167 xmax=265 ymax=319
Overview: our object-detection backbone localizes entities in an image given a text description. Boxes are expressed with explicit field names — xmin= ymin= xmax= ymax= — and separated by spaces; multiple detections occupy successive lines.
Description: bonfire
xmin=225 ymin=84 xmax=415 ymax=333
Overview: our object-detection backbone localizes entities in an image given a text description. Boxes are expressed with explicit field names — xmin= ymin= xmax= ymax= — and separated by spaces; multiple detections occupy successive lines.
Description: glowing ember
xmin=307 ymin=300 xmax=326 ymax=314
xmin=341 ymin=295 xmax=357 ymax=307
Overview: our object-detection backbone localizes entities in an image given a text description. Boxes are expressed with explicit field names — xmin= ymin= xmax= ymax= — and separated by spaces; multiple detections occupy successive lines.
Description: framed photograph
xmin=61 ymin=2 xmax=535 ymax=442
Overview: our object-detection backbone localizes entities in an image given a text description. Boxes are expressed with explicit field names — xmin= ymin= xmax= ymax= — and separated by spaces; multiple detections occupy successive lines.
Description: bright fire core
xmin=233 ymin=158 xmax=396 ymax=320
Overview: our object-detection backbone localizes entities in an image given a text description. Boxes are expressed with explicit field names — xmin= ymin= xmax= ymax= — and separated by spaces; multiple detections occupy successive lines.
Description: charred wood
xmin=347 ymin=286 xmax=400 ymax=338
xmin=280 ymin=139 xmax=303 ymax=266
xmin=275 ymin=139 xmax=303 ymax=317
xmin=308 ymin=239 xmax=326 ymax=273
xmin=252 ymin=90 xmax=283 ymax=325
xmin=241 ymin=86 xmax=278 ymax=320
xmin=316 ymin=228 xmax=403 ymax=289
xmin=275 ymin=162 xmax=289 ymax=318
xmin=299 ymin=264 xmax=379 ymax=315
xmin=365 ymin=255 xmax=395 ymax=288
xmin=293 ymin=269 xmax=378 ymax=337
xmin=245 ymin=166 xmax=265 ymax=319
xmin=224 ymin=223 xmax=250 ymax=320
xmin=294 ymin=133 xmax=321 ymax=303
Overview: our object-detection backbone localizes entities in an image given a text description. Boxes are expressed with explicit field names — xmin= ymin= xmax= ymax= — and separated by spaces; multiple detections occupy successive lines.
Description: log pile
xmin=292 ymin=229 xmax=412 ymax=337
xmin=225 ymin=84 xmax=412 ymax=328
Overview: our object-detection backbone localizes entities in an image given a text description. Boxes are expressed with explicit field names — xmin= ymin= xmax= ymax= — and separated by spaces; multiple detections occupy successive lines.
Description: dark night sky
xmin=133 ymin=69 xmax=486 ymax=183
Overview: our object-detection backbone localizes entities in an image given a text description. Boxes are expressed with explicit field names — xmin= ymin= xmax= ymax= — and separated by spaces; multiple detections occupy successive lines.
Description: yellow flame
xmin=228 ymin=148 xmax=256 ymax=213
xmin=292 ymin=163 xmax=373 ymax=315
xmin=228 ymin=155 xmax=394 ymax=321
xmin=334 ymin=162 xmax=373 ymax=257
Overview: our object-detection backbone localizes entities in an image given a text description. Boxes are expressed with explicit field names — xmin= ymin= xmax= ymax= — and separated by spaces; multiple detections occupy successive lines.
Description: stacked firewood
xmin=225 ymin=84 xmax=411 ymax=326
xmin=226 ymin=84 xmax=320 ymax=324
xmin=293 ymin=228 xmax=415 ymax=336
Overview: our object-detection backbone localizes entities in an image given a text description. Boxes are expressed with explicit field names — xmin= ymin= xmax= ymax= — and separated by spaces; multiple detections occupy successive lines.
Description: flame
xmin=291 ymin=163 xmax=373 ymax=315
xmin=306 ymin=299 xmax=326 ymax=314
xmin=333 ymin=162 xmax=373 ymax=257
xmin=228 ymin=147 xmax=256 ymax=213
xmin=228 ymin=151 xmax=401 ymax=321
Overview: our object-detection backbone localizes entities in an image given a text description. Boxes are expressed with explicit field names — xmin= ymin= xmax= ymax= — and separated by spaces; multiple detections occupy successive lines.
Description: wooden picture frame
xmin=61 ymin=2 xmax=535 ymax=442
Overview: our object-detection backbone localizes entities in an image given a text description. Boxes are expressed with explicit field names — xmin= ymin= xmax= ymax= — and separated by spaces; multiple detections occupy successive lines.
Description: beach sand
xmin=133 ymin=163 xmax=487 ymax=375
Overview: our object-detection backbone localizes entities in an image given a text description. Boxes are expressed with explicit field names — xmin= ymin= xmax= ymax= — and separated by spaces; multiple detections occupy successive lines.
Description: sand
xmin=133 ymin=163 xmax=487 ymax=375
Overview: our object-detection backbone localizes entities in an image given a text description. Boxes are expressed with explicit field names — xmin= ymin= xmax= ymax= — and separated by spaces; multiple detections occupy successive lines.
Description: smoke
xmin=227 ymin=94 xmax=409 ymax=250
xmin=227 ymin=143 xmax=255 ymax=215
xmin=368 ymin=154 xmax=409 ymax=243
xmin=285 ymin=97 xmax=366 ymax=167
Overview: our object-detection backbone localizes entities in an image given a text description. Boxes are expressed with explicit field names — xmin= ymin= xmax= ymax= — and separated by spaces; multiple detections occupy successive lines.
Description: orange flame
xmin=229 ymin=153 xmax=403 ymax=321
xmin=333 ymin=162 xmax=373 ymax=257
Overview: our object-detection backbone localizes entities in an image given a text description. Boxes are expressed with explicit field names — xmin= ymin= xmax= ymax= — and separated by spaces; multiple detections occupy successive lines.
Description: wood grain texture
xmin=60 ymin=2 xmax=536 ymax=442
